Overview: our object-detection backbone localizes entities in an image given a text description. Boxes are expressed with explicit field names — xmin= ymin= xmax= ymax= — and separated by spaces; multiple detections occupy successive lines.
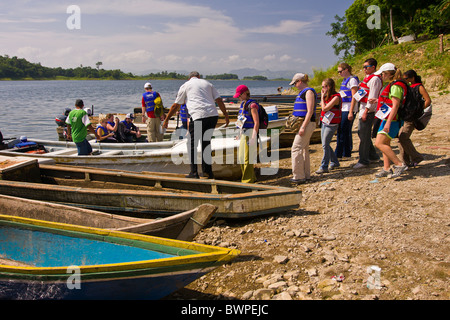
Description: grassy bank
xmin=308 ymin=34 xmax=449 ymax=92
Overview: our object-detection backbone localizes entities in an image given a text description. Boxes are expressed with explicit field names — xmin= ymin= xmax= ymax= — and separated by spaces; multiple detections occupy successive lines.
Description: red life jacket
xmin=320 ymin=93 xmax=342 ymax=124
xmin=376 ymin=80 xmax=408 ymax=120
xmin=359 ymin=74 xmax=382 ymax=103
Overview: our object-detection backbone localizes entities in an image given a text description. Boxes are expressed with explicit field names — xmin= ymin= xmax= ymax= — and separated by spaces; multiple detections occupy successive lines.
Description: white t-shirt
xmin=174 ymin=77 xmax=220 ymax=121
xmin=341 ymin=77 xmax=359 ymax=112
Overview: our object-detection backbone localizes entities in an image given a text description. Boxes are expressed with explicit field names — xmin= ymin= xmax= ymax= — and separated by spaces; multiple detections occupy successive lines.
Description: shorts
xmin=75 ymin=139 xmax=93 ymax=155
xmin=377 ymin=120 xmax=402 ymax=139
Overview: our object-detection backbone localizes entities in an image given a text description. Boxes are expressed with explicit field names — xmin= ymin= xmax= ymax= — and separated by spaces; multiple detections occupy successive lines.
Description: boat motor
xmin=55 ymin=108 xmax=71 ymax=127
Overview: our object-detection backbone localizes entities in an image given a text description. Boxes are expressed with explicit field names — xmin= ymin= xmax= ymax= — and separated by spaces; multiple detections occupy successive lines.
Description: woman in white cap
xmin=289 ymin=73 xmax=317 ymax=184
xmin=374 ymin=63 xmax=408 ymax=178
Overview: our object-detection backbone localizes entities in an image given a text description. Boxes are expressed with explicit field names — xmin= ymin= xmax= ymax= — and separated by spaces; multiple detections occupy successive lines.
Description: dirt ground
xmin=168 ymin=90 xmax=449 ymax=301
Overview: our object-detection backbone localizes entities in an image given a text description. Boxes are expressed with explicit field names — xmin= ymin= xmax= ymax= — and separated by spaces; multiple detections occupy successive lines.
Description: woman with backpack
xmin=374 ymin=63 xmax=408 ymax=178
xmin=234 ymin=85 xmax=260 ymax=183
xmin=399 ymin=70 xmax=432 ymax=167
xmin=316 ymin=78 xmax=342 ymax=174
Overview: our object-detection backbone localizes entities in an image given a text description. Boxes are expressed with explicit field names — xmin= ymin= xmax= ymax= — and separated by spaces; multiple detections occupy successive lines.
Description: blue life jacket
xmin=293 ymin=88 xmax=317 ymax=119
xmin=143 ymin=91 xmax=159 ymax=113
xmin=121 ymin=120 xmax=133 ymax=130
xmin=180 ymin=104 xmax=189 ymax=123
xmin=238 ymin=99 xmax=259 ymax=129
xmin=15 ymin=141 xmax=37 ymax=148
xmin=340 ymin=76 xmax=359 ymax=103
xmin=96 ymin=125 xmax=109 ymax=137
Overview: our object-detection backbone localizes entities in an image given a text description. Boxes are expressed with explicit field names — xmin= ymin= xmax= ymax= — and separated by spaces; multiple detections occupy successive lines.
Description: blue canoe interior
xmin=0 ymin=215 xmax=239 ymax=300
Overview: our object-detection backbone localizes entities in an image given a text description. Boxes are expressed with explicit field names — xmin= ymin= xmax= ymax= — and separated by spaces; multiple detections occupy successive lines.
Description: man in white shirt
xmin=163 ymin=71 xmax=230 ymax=179
xmin=350 ymin=58 xmax=382 ymax=168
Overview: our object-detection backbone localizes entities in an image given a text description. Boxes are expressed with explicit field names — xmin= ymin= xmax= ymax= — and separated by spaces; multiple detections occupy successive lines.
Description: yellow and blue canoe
xmin=0 ymin=214 xmax=239 ymax=300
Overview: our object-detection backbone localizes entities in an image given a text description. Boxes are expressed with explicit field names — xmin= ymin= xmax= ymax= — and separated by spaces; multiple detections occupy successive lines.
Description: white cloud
xmin=280 ymin=54 xmax=291 ymax=62
xmin=246 ymin=17 xmax=323 ymax=35
xmin=0 ymin=1 xmax=343 ymax=75
xmin=264 ymin=55 xmax=276 ymax=61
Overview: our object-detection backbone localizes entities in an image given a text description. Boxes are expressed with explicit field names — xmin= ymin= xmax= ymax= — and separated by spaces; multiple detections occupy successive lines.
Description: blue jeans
xmin=320 ymin=124 xmax=339 ymax=170
xmin=75 ymin=139 xmax=92 ymax=155
xmin=335 ymin=111 xmax=353 ymax=158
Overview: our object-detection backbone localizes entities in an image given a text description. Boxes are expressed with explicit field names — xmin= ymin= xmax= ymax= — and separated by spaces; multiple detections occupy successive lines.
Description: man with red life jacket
xmin=316 ymin=78 xmax=342 ymax=174
xmin=350 ymin=58 xmax=382 ymax=169
xmin=374 ymin=63 xmax=408 ymax=178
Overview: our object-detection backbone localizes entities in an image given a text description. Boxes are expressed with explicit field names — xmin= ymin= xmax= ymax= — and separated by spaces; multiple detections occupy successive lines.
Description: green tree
xmin=326 ymin=15 xmax=355 ymax=59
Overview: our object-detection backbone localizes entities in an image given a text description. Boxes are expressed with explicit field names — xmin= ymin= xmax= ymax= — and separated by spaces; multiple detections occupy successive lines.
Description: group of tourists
xmin=289 ymin=58 xmax=431 ymax=184
xmin=66 ymin=62 xmax=430 ymax=183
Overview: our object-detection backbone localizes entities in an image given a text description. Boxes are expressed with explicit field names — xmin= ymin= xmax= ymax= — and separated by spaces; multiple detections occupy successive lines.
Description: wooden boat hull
xmin=0 ymin=195 xmax=216 ymax=241
xmin=0 ymin=215 xmax=239 ymax=300
xmin=0 ymin=159 xmax=302 ymax=219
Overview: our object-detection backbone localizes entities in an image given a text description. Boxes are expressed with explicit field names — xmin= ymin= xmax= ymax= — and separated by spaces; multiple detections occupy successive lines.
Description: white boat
xmin=0 ymin=136 xmax=274 ymax=180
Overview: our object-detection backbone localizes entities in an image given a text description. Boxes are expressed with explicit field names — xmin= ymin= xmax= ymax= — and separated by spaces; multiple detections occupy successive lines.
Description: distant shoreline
xmin=0 ymin=77 xmax=290 ymax=81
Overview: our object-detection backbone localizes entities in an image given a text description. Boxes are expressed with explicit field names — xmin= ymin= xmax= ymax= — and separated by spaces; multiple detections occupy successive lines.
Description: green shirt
xmin=390 ymin=84 xmax=404 ymax=102
xmin=66 ymin=109 xmax=90 ymax=143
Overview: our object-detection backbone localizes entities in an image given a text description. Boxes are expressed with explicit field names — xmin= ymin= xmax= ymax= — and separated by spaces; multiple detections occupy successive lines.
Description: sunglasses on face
xmin=363 ymin=65 xmax=374 ymax=69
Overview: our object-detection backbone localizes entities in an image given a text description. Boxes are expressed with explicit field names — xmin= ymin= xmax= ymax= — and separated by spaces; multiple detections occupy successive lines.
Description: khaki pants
xmin=291 ymin=121 xmax=316 ymax=180
xmin=146 ymin=117 xmax=163 ymax=142
xmin=239 ymin=134 xmax=257 ymax=183
xmin=398 ymin=121 xmax=424 ymax=165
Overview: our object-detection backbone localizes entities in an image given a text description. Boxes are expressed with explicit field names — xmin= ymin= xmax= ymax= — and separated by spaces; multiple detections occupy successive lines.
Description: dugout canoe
xmin=0 ymin=214 xmax=239 ymax=300
xmin=0 ymin=159 xmax=302 ymax=219
xmin=0 ymin=194 xmax=215 ymax=241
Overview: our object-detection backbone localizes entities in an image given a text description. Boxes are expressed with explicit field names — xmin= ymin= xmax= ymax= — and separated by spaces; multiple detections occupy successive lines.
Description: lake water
xmin=0 ymin=79 xmax=288 ymax=141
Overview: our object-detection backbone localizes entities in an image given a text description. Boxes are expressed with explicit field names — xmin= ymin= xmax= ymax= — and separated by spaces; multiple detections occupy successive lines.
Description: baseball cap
xmin=289 ymin=73 xmax=307 ymax=85
xmin=374 ymin=63 xmax=396 ymax=75
xmin=233 ymin=85 xmax=249 ymax=98
xmin=125 ymin=113 xmax=135 ymax=119
xmin=144 ymin=82 xmax=152 ymax=89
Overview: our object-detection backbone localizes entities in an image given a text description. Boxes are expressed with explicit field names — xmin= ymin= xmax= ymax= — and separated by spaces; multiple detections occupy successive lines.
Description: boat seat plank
xmin=47 ymin=149 xmax=79 ymax=156
xmin=99 ymin=150 xmax=123 ymax=156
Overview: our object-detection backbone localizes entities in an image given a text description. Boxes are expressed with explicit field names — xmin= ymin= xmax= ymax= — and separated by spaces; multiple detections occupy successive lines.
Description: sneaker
xmin=315 ymin=168 xmax=329 ymax=174
xmin=289 ymin=178 xmax=306 ymax=184
xmin=353 ymin=162 xmax=368 ymax=169
xmin=329 ymin=163 xmax=340 ymax=170
xmin=375 ymin=168 xmax=393 ymax=178
xmin=389 ymin=164 xmax=408 ymax=178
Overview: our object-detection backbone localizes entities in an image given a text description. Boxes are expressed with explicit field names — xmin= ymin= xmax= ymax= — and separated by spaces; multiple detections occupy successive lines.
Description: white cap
xmin=125 ymin=113 xmax=135 ymax=119
xmin=144 ymin=82 xmax=152 ymax=89
xmin=289 ymin=73 xmax=306 ymax=85
xmin=374 ymin=63 xmax=396 ymax=75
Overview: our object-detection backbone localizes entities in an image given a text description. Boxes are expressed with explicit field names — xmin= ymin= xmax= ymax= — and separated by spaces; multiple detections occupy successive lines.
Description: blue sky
xmin=1 ymin=0 xmax=355 ymax=76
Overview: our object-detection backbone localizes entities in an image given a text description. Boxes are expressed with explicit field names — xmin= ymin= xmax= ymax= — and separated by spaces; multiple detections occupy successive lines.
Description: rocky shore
xmin=168 ymin=90 xmax=449 ymax=301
